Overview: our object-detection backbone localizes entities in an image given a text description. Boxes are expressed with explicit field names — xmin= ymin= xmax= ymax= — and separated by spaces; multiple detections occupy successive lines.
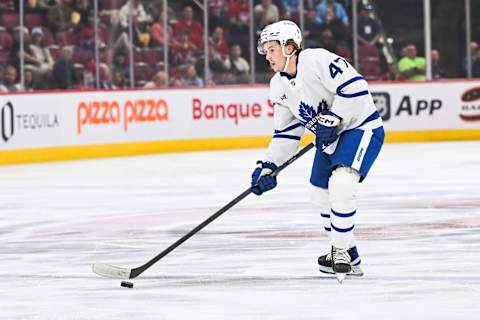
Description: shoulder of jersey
xmin=269 ymin=73 xmax=285 ymax=100
xmin=298 ymin=48 xmax=331 ymax=65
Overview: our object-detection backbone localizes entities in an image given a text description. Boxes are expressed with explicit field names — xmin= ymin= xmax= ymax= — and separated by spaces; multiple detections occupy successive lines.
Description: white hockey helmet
xmin=257 ymin=20 xmax=302 ymax=55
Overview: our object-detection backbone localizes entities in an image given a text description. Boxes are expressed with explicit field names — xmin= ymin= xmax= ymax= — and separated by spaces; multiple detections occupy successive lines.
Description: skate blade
xmin=336 ymin=273 xmax=346 ymax=284
xmin=319 ymin=265 xmax=364 ymax=277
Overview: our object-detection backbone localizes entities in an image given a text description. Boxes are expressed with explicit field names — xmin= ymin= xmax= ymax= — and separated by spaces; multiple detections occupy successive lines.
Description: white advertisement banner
xmin=370 ymin=81 xmax=480 ymax=131
xmin=0 ymin=87 xmax=274 ymax=150
xmin=1 ymin=80 xmax=480 ymax=151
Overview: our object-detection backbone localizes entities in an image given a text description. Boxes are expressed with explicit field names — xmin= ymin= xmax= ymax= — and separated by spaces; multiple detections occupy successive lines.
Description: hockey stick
xmin=92 ymin=142 xmax=316 ymax=280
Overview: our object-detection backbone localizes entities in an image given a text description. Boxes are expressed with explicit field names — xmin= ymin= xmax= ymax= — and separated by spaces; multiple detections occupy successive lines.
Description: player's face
xmin=263 ymin=41 xmax=286 ymax=72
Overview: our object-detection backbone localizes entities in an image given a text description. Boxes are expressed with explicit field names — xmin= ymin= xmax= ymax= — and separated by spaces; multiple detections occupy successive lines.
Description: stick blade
xmin=92 ymin=263 xmax=132 ymax=279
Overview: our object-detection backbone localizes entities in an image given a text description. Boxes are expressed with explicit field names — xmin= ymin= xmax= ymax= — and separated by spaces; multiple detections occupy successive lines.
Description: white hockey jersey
xmin=264 ymin=48 xmax=381 ymax=165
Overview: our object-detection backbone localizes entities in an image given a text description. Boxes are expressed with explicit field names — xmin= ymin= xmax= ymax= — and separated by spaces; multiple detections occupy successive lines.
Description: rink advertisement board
xmin=1 ymin=80 xmax=480 ymax=164
xmin=369 ymin=81 xmax=480 ymax=131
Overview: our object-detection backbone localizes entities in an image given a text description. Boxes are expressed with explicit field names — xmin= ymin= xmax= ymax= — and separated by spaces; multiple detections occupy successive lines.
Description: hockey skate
xmin=318 ymin=246 xmax=364 ymax=277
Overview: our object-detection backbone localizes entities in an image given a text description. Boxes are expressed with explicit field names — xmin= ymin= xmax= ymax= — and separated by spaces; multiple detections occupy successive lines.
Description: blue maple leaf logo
xmin=298 ymin=101 xmax=317 ymax=125
xmin=298 ymin=100 xmax=330 ymax=132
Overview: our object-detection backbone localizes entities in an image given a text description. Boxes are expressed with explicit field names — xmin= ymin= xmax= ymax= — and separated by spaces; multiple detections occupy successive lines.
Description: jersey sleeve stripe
xmin=272 ymin=134 xmax=301 ymax=140
xmin=274 ymin=123 xmax=304 ymax=133
xmin=336 ymin=76 xmax=369 ymax=98
xmin=354 ymin=110 xmax=381 ymax=129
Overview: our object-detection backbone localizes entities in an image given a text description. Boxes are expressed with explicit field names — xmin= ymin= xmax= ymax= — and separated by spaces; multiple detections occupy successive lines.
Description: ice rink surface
xmin=1 ymin=141 xmax=480 ymax=320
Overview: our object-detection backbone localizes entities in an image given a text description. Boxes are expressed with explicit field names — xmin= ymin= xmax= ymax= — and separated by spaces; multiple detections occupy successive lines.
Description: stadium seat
xmin=336 ymin=44 xmax=352 ymax=62
xmin=73 ymin=63 xmax=85 ymax=85
xmin=12 ymin=26 xmax=30 ymax=45
xmin=73 ymin=48 xmax=94 ymax=64
xmin=100 ymin=0 xmax=127 ymax=10
xmin=48 ymin=45 xmax=61 ymax=60
xmin=56 ymin=30 xmax=77 ymax=46
xmin=24 ymin=13 xmax=44 ymax=29
xmin=0 ymin=50 xmax=10 ymax=66
xmin=1 ymin=13 xmax=20 ymax=29
xmin=359 ymin=59 xmax=382 ymax=80
xmin=142 ymin=48 xmax=163 ymax=66
xmin=358 ymin=44 xmax=380 ymax=60
xmin=39 ymin=27 xmax=55 ymax=46
xmin=0 ymin=29 xmax=13 ymax=50
xmin=131 ymin=48 xmax=142 ymax=62
xmin=134 ymin=62 xmax=150 ymax=82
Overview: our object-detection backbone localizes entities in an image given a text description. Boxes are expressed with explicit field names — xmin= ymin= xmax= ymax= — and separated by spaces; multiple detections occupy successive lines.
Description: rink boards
xmin=1 ymin=80 xmax=480 ymax=164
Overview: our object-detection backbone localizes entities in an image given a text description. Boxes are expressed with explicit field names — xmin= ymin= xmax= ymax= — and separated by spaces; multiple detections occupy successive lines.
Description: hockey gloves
xmin=251 ymin=161 xmax=278 ymax=195
xmin=315 ymin=111 xmax=341 ymax=147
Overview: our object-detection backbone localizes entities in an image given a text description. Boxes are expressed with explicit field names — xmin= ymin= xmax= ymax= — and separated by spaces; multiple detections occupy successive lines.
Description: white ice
xmin=1 ymin=141 xmax=480 ymax=320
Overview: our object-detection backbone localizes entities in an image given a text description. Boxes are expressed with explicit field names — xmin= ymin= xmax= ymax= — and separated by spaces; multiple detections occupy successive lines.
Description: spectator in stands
xmin=8 ymin=27 xmax=30 ymax=68
xmin=254 ymin=0 xmax=280 ymax=29
xmin=171 ymin=30 xmax=200 ymax=67
xmin=98 ymin=63 xmax=116 ymax=89
xmin=112 ymin=48 xmax=130 ymax=79
xmin=223 ymin=43 xmax=250 ymax=84
xmin=52 ymin=45 xmax=78 ymax=89
xmin=27 ymin=27 xmax=55 ymax=77
xmin=170 ymin=77 xmax=181 ymax=87
xmin=119 ymin=0 xmax=152 ymax=30
xmin=316 ymin=0 xmax=349 ymax=26
xmin=24 ymin=68 xmax=35 ymax=92
xmin=98 ymin=43 xmax=109 ymax=64
xmin=318 ymin=28 xmax=337 ymax=53
xmin=319 ymin=6 xmax=346 ymax=45
xmin=209 ymin=26 xmax=229 ymax=60
xmin=174 ymin=5 xmax=204 ymax=49
xmin=226 ymin=0 xmax=250 ymax=51
xmin=303 ymin=9 xmax=322 ymax=48
xmin=47 ymin=0 xmax=75 ymax=34
xmin=118 ymin=0 xmax=152 ymax=47
xmin=180 ymin=63 xmax=203 ymax=87
xmin=24 ymin=68 xmax=46 ymax=91
xmin=208 ymin=0 xmax=228 ymax=29
xmin=398 ymin=43 xmax=426 ymax=81
xmin=72 ymin=0 xmax=91 ymax=31
xmin=112 ymin=69 xmax=128 ymax=88
xmin=282 ymin=0 xmax=300 ymax=21
xmin=46 ymin=0 xmax=87 ymax=36
xmin=37 ymin=0 xmax=58 ymax=10
xmin=0 ymin=65 xmax=24 ymax=92
xmin=431 ymin=49 xmax=446 ymax=80
xmin=25 ymin=0 xmax=46 ymax=14
xmin=358 ymin=4 xmax=380 ymax=46
xmin=79 ymin=19 xmax=96 ymax=49
xmin=227 ymin=0 xmax=250 ymax=31
xmin=150 ymin=9 xmax=175 ymax=48
xmin=144 ymin=70 xmax=167 ymax=88
xmin=195 ymin=46 xmax=225 ymax=85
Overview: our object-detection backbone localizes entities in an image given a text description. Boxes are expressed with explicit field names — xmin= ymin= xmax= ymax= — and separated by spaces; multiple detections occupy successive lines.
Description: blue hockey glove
xmin=251 ymin=161 xmax=278 ymax=196
xmin=315 ymin=111 xmax=342 ymax=147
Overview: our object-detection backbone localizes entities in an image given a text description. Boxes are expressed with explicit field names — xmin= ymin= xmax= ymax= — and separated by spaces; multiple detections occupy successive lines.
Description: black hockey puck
xmin=121 ymin=281 xmax=134 ymax=288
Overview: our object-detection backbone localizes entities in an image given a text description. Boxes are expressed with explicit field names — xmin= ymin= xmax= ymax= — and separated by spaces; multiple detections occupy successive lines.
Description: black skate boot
xmin=331 ymin=247 xmax=351 ymax=283
xmin=332 ymin=246 xmax=351 ymax=270
xmin=317 ymin=246 xmax=364 ymax=276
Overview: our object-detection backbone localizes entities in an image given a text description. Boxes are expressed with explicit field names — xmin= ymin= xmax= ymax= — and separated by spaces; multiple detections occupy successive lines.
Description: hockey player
xmin=251 ymin=20 xmax=384 ymax=282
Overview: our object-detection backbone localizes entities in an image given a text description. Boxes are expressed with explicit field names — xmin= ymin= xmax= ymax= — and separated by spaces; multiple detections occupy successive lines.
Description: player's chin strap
xmin=281 ymin=45 xmax=296 ymax=72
